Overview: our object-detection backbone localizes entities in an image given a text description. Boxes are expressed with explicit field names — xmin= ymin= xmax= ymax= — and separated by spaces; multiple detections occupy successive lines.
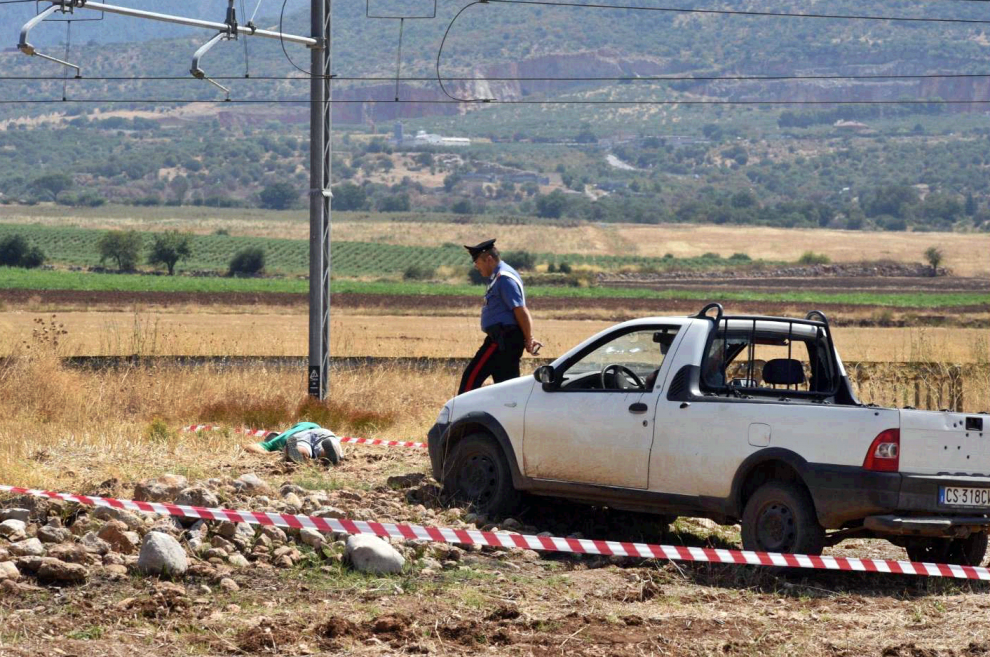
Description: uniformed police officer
xmin=459 ymin=239 xmax=543 ymax=394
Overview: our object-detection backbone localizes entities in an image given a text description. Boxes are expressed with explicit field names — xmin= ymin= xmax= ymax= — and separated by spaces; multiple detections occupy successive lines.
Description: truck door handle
xmin=680 ymin=402 xmax=690 ymax=409
xmin=628 ymin=403 xmax=648 ymax=414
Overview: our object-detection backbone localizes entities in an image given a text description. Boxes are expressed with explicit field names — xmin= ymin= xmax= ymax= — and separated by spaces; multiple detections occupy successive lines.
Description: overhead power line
xmin=1 ymin=73 xmax=990 ymax=82
xmin=485 ymin=0 xmax=990 ymax=24
xmin=0 ymin=98 xmax=986 ymax=105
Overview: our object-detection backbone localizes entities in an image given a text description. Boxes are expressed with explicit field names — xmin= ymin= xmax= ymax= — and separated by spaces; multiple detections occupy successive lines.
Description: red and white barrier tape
xmin=181 ymin=424 xmax=428 ymax=450
xmin=2 ymin=484 xmax=987 ymax=581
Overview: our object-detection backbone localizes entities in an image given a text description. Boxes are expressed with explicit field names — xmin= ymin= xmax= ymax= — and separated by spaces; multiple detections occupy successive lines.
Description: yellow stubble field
xmin=1 ymin=309 xmax=986 ymax=364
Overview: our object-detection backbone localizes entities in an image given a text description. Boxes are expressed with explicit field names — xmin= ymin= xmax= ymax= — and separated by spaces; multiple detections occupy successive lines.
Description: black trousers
xmin=458 ymin=328 xmax=525 ymax=394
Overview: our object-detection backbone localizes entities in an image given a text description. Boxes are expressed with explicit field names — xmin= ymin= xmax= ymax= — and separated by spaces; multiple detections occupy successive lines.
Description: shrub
xmin=403 ymin=264 xmax=436 ymax=281
xmin=502 ymin=250 xmax=536 ymax=271
xmin=228 ymin=247 xmax=266 ymax=276
xmin=0 ymin=234 xmax=46 ymax=268
xmin=558 ymin=261 xmax=573 ymax=274
xmin=797 ymin=251 xmax=831 ymax=265
xmin=451 ymin=199 xmax=473 ymax=215
xmin=468 ymin=267 xmax=487 ymax=285
xmin=377 ymin=194 xmax=411 ymax=212
xmin=728 ymin=253 xmax=751 ymax=262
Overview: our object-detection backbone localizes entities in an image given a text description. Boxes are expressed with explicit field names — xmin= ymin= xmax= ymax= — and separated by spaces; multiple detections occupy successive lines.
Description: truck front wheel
xmin=905 ymin=532 xmax=988 ymax=567
xmin=442 ymin=433 xmax=520 ymax=517
xmin=741 ymin=481 xmax=825 ymax=556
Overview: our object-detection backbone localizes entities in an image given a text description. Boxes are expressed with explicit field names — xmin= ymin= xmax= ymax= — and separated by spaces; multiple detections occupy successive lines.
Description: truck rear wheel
xmin=905 ymin=532 xmax=988 ymax=567
xmin=741 ymin=481 xmax=825 ymax=556
xmin=442 ymin=433 xmax=520 ymax=517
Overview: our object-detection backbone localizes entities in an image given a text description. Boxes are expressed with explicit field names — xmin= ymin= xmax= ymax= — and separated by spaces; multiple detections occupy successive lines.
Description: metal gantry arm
xmin=191 ymin=32 xmax=233 ymax=100
xmin=18 ymin=4 xmax=82 ymax=77
xmin=34 ymin=0 xmax=317 ymax=47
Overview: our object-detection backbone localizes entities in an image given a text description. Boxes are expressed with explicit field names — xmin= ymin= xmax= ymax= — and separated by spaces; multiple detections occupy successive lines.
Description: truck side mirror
xmin=534 ymin=365 xmax=556 ymax=390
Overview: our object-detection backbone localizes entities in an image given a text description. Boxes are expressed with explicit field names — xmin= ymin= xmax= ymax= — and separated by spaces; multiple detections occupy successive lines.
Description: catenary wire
xmin=0 ymin=73 xmax=989 ymax=81
xmin=434 ymin=0 xmax=990 ymax=102
xmin=485 ymin=0 xmax=990 ymax=24
xmin=0 ymin=98 xmax=986 ymax=105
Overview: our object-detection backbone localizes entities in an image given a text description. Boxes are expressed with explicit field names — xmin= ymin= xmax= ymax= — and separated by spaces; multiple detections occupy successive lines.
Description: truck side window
xmin=701 ymin=326 xmax=835 ymax=397
xmin=559 ymin=327 xmax=679 ymax=391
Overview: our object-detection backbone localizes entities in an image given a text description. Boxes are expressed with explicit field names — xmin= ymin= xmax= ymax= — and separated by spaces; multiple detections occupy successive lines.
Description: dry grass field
xmin=2 ymin=209 xmax=989 ymax=655
xmin=0 ymin=309 xmax=986 ymax=364
xmin=3 ymin=206 xmax=987 ymax=276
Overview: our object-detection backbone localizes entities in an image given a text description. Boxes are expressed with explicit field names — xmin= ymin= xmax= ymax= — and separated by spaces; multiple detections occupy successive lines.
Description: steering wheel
xmin=601 ymin=364 xmax=645 ymax=391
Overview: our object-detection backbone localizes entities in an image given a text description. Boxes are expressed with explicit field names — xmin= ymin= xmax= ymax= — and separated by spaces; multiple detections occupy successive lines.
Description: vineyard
xmin=0 ymin=223 xmax=757 ymax=276
xmin=0 ymin=268 xmax=987 ymax=309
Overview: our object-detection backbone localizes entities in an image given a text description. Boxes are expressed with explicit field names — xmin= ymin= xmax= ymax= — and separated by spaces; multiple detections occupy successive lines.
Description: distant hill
xmin=1 ymin=0 xmax=988 ymax=104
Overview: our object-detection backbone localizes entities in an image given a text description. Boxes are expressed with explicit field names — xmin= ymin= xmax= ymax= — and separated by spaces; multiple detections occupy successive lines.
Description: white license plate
xmin=939 ymin=486 xmax=990 ymax=508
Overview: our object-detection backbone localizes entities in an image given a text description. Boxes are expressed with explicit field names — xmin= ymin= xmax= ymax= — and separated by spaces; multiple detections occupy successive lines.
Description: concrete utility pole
xmin=19 ymin=0 xmax=334 ymax=400
xmin=308 ymin=0 xmax=332 ymax=400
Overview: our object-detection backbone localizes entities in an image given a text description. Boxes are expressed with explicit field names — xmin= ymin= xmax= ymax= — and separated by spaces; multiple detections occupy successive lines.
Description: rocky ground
xmin=2 ymin=450 xmax=990 ymax=656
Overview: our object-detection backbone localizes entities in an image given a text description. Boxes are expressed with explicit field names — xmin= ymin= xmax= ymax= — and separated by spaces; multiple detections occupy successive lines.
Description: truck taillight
xmin=863 ymin=428 xmax=900 ymax=472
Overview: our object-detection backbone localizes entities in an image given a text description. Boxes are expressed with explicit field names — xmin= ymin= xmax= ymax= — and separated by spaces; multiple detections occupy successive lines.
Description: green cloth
xmin=259 ymin=422 xmax=320 ymax=452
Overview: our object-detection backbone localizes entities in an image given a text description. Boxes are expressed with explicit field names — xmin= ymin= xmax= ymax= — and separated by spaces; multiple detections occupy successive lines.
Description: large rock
xmin=0 ymin=509 xmax=31 ymax=523
xmin=174 ymin=487 xmax=219 ymax=509
xmin=9 ymin=538 xmax=45 ymax=557
xmin=345 ymin=535 xmax=405 ymax=574
xmin=0 ymin=561 xmax=19 ymax=581
xmin=0 ymin=519 xmax=27 ymax=541
xmin=37 ymin=559 xmax=87 ymax=584
xmin=233 ymin=473 xmax=270 ymax=495
xmin=134 ymin=475 xmax=188 ymax=503
xmin=138 ymin=532 xmax=188 ymax=577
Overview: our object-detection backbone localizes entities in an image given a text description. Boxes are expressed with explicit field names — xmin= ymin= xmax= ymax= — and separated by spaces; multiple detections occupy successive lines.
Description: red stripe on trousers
xmin=464 ymin=342 xmax=498 ymax=392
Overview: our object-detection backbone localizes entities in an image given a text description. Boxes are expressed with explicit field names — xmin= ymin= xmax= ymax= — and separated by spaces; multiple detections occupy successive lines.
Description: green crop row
xmin=0 ymin=268 xmax=986 ymax=309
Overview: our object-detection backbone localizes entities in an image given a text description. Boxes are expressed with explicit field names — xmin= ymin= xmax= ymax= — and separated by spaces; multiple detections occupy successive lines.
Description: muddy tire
xmin=442 ymin=433 xmax=520 ymax=517
xmin=741 ymin=481 xmax=825 ymax=556
xmin=905 ymin=532 xmax=988 ymax=566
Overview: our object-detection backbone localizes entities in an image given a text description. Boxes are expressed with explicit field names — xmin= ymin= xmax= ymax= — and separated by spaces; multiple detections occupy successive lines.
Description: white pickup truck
xmin=428 ymin=304 xmax=990 ymax=565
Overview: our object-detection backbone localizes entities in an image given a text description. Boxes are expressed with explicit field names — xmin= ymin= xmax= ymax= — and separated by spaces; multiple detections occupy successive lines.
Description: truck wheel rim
xmin=756 ymin=502 xmax=795 ymax=552
xmin=460 ymin=453 xmax=498 ymax=506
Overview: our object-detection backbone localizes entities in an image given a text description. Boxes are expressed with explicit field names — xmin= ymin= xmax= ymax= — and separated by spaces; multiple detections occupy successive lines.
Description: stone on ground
xmin=133 ymin=474 xmax=188 ymax=503
xmin=9 ymin=538 xmax=45 ymax=557
xmin=345 ymin=535 xmax=405 ymax=574
xmin=0 ymin=561 xmax=19 ymax=581
xmin=0 ymin=519 xmax=27 ymax=541
xmin=234 ymin=473 xmax=270 ymax=495
xmin=299 ymin=528 xmax=325 ymax=549
xmin=0 ymin=509 xmax=31 ymax=523
xmin=37 ymin=525 xmax=71 ymax=544
xmin=97 ymin=521 xmax=141 ymax=554
xmin=138 ymin=532 xmax=188 ymax=577
xmin=175 ymin=487 xmax=220 ymax=508
xmin=37 ymin=559 xmax=88 ymax=584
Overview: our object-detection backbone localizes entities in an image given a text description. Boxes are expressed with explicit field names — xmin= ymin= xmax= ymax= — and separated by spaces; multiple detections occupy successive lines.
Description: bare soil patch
xmin=2 ymin=289 xmax=987 ymax=328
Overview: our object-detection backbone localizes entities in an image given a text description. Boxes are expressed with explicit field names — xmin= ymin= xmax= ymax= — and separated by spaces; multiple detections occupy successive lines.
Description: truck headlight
xmin=436 ymin=403 xmax=451 ymax=426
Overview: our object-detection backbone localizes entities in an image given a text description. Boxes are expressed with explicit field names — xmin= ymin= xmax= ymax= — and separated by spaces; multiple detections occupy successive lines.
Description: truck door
xmin=523 ymin=325 xmax=682 ymax=489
